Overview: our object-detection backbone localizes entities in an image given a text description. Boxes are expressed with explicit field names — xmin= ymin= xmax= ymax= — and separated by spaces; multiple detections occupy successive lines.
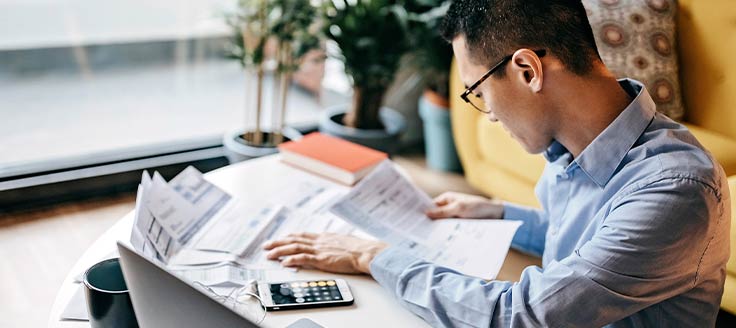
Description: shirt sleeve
xmin=503 ymin=203 xmax=547 ymax=257
xmin=370 ymin=177 xmax=722 ymax=328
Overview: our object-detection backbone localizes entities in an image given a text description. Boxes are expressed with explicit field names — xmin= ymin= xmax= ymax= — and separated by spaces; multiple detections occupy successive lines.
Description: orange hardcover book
xmin=278 ymin=132 xmax=388 ymax=185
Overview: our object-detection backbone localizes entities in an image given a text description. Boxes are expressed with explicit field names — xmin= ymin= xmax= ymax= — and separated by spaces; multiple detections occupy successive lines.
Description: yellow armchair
xmin=725 ymin=177 xmax=736 ymax=314
xmin=449 ymin=0 xmax=736 ymax=313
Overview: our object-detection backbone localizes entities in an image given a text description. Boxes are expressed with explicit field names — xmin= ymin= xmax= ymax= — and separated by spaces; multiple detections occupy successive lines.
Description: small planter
xmin=223 ymin=128 xmax=302 ymax=164
xmin=319 ymin=105 xmax=407 ymax=154
xmin=419 ymin=91 xmax=461 ymax=172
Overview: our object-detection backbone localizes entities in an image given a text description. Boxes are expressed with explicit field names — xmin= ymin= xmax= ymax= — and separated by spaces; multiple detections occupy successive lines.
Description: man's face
xmin=452 ymin=36 xmax=553 ymax=154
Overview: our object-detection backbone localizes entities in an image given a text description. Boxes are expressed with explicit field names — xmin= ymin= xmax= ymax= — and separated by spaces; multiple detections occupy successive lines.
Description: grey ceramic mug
xmin=83 ymin=258 xmax=139 ymax=328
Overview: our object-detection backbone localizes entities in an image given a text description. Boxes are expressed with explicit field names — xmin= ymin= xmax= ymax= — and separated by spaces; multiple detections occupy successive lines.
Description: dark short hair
xmin=440 ymin=0 xmax=601 ymax=77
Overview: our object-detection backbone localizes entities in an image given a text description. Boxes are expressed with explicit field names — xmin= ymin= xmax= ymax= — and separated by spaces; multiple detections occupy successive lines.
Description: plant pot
xmin=419 ymin=92 xmax=461 ymax=172
xmin=319 ymin=105 xmax=407 ymax=154
xmin=223 ymin=128 xmax=302 ymax=164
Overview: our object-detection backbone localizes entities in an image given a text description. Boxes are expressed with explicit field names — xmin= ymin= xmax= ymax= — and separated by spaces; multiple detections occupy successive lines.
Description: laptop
xmin=117 ymin=241 xmax=259 ymax=328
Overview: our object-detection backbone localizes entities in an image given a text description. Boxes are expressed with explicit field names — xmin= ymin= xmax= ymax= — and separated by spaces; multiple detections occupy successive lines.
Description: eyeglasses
xmin=460 ymin=49 xmax=547 ymax=113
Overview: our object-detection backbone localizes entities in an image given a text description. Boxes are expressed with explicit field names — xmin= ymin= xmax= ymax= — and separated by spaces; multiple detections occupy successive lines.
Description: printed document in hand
xmin=330 ymin=161 xmax=522 ymax=279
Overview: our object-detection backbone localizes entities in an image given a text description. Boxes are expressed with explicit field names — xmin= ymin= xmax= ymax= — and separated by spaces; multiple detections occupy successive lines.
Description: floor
xmin=0 ymin=154 xmax=480 ymax=327
xmin=0 ymin=194 xmax=134 ymax=327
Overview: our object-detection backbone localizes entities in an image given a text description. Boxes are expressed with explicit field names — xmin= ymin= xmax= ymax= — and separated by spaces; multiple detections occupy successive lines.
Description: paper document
xmin=131 ymin=167 xmax=276 ymax=266
xmin=146 ymin=169 xmax=231 ymax=245
xmin=330 ymin=161 xmax=522 ymax=279
xmin=60 ymin=285 xmax=88 ymax=321
xmin=235 ymin=184 xmax=356 ymax=269
xmin=191 ymin=202 xmax=282 ymax=255
xmin=170 ymin=263 xmax=265 ymax=287
xmin=130 ymin=172 xmax=181 ymax=261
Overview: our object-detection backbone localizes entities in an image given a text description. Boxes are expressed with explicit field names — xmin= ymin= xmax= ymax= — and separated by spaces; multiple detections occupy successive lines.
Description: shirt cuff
xmin=503 ymin=202 xmax=543 ymax=256
xmin=503 ymin=202 xmax=535 ymax=221
xmin=369 ymin=246 xmax=422 ymax=290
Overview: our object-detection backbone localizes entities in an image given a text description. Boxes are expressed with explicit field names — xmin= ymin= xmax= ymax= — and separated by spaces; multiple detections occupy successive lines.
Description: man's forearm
xmin=369 ymin=247 xmax=512 ymax=327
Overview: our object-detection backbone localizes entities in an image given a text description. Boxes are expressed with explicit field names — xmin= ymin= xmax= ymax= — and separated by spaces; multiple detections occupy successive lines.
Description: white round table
xmin=49 ymin=155 xmax=538 ymax=327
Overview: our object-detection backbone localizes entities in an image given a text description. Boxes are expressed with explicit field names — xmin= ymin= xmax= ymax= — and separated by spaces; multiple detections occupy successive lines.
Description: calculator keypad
xmin=270 ymin=280 xmax=343 ymax=305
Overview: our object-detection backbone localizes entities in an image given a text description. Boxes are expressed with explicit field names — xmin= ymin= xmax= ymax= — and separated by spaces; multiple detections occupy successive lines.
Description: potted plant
xmin=318 ymin=0 xmax=411 ymax=154
xmin=223 ymin=0 xmax=320 ymax=163
xmin=407 ymin=0 xmax=461 ymax=171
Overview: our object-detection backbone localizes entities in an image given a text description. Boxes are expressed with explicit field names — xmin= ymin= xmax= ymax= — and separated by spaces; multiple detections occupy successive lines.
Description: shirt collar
xmin=545 ymin=79 xmax=657 ymax=187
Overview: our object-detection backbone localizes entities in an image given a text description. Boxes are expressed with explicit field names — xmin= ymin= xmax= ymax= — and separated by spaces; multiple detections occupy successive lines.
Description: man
xmin=263 ymin=0 xmax=731 ymax=326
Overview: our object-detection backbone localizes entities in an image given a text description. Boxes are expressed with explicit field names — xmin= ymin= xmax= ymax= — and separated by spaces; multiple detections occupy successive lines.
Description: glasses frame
xmin=460 ymin=49 xmax=547 ymax=113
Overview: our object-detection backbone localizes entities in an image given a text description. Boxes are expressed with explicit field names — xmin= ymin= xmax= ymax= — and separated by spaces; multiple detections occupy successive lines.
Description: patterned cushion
xmin=583 ymin=0 xmax=684 ymax=121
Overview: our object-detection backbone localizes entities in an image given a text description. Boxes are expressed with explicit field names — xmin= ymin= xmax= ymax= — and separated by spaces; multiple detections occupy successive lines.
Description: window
xmin=0 ymin=0 xmax=349 ymax=210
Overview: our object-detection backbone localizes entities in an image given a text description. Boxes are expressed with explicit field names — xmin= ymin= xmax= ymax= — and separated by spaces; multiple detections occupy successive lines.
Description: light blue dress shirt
xmin=370 ymin=79 xmax=731 ymax=327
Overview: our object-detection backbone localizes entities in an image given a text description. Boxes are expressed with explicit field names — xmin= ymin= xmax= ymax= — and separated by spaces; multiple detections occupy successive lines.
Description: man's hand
xmin=262 ymin=232 xmax=388 ymax=275
xmin=425 ymin=191 xmax=505 ymax=220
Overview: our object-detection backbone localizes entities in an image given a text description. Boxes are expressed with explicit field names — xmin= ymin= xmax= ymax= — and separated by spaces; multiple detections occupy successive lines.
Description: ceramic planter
xmin=222 ymin=128 xmax=301 ymax=163
xmin=319 ymin=105 xmax=407 ymax=154
xmin=418 ymin=91 xmax=461 ymax=172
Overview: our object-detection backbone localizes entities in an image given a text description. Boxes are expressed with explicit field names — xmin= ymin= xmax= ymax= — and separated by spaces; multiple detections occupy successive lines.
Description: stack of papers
xmin=130 ymin=167 xmax=356 ymax=271
xmin=130 ymin=167 xmax=283 ymax=268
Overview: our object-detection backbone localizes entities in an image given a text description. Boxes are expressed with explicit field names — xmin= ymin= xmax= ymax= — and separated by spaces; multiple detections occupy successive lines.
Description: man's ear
xmin=511 ymin=49 xmax=544 ymax=93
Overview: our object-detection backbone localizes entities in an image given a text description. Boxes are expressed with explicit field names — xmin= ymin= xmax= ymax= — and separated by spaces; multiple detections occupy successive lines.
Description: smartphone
xmin=257 ymin=279 xmax=354 ymax=311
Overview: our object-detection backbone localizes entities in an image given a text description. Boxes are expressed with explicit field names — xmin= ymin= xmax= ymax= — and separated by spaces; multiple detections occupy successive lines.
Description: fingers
xmin=426 ymin=203 xmax=459 ymax=219
xmin=428 ymin=192 xmax=456 ymax=219
xmin=281 ymin=253 xmax=318 ymax=268
xmin=432 ymin=192 xmax=453 ymax=206
xmin=262 ymin=236 xmax=314 ymax=250
xmin=287 ymin=232 xmax=318 ymax=239
xmin=266 ymin=243 xmax=316 ymax=260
